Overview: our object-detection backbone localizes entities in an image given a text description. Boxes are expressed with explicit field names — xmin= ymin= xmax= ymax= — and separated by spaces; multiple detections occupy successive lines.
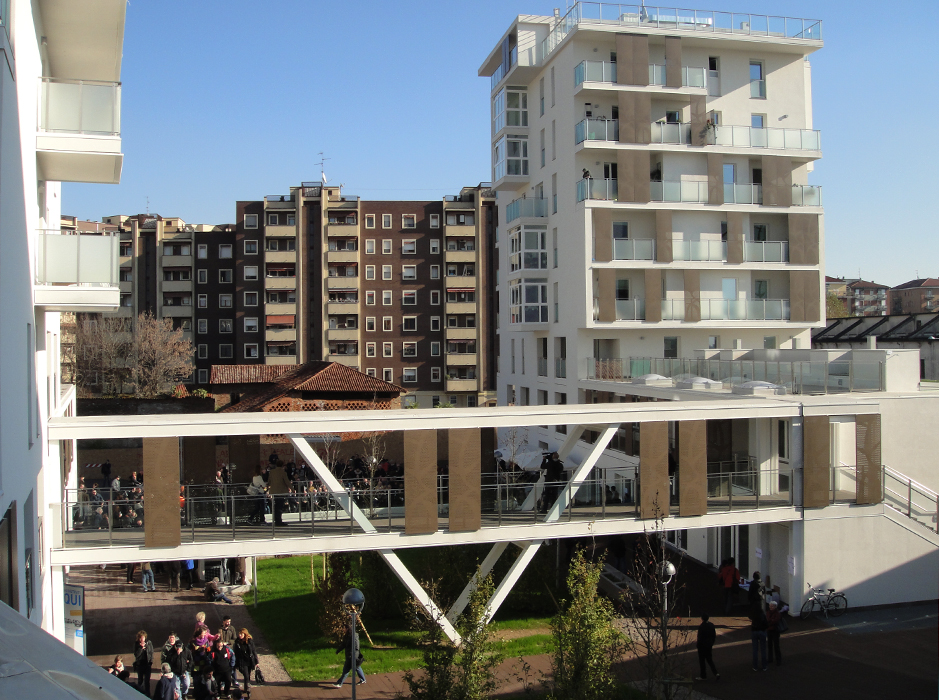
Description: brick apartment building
xmin=890 ymin=278 xmax=939 ymax=315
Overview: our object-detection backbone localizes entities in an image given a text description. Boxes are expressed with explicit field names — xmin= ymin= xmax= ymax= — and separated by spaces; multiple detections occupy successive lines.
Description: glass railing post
xmin=231 ymin=493 xmax=236 ymax=539
xmin=601 ymin=478 xmax=606 ymax=519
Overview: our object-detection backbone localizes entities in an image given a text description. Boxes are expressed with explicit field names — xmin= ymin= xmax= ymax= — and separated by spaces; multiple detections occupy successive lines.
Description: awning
xmin=266 ymin=315 xmax=296 ymax=324
xmin=266 ymin=264 xmax=295 ymax=271
xmin=447 ymin=287 xmax=476 ymax=293
xmin=266 ymin=341 xmax=296 ymax=347
xmin=329 ymin=288 xmax=357 ymax=293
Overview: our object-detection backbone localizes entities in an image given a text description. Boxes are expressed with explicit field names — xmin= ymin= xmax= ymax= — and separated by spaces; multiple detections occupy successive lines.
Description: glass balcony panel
xmin=40 ymin=79 xmax=121 ymax=135
xmin=36 ymin=231 xmax=119 ymax=286
xmin=613 ymin=239 xmax=655 ymax=261
xmin=615 ymin=298 xmax=645 ymax=320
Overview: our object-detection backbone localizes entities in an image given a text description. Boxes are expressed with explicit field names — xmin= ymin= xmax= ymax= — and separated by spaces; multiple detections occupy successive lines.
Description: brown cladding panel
xmin=615 ymin=34 xmax=632 ymax=85
xmin=635 ymin=93 xmax=652 ymax=144
xmin=632 ymin=35 xmax=650 ymax=85
xmin=617 ymin=91 xmax=636 ymax=143
xmin=639 ymin=421 xmax=669 ymax=519
xmin=405 ymin=430 xmax=438 ymax=534
xmin=655 ymin=210 xmax=673 ymax=263
xmin=762 ymin=155 xmax=778 ymax=207
xmin=690 ymin=95 xmax=707 ymax=147
xmin=803 ymin=215 xmax=819 ymax=265
xmin=182 ymin=436 xmax=216 ymax=484
xmin=448 ymin=428 xmax=481 ymax=532
xmin=143 ymin=437 xmax=181 ymax=547
xmin=726 ymin=212 xmax=744 ymax=264
xmin=617 ymin=150 xmax=634 ymax=203
xmin=598 ymin=268 xmax=617 ymax=322
xmin=778 ymin=157 xmax=793 ymax=206
xmin=803 ymin=416 xmax=830 ymax=508
xmin=683 ymin=269 xmax=701 ymax=322
xmin=644 ymin=269 xmax=662 ymax=322
xmin=593 ymin=209 xmax=613 ymax=262
xmin=804 ymin=270 xmax=820 ymax=322
xmin=665 ymin=36 xmax=682 ymax=88
xmin=707 ymin=154 xmax=724 ymax=205
xmin=679 ymin=421 xmax=707 ymax=516
xmin=789 ymin=270 xmax=806 ymax=322
xmin=790 ymin=270 xmax=820 ymax=322
xmin=855 ymin=415 xmax=882 ymax=505
xmin=632 ymin=150 xmax=651 ymax=203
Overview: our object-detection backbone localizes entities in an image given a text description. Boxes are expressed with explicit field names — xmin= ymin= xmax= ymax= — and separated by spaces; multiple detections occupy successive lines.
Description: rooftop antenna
xmin=316 ymin=152 xmax=331 ymax=185
xmin=145 ymin=196 xmax=150 ymax=215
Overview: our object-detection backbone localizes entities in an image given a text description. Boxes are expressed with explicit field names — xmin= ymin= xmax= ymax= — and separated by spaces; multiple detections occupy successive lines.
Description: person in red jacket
xmin=717 ymin=558 xmax=741 ymax=613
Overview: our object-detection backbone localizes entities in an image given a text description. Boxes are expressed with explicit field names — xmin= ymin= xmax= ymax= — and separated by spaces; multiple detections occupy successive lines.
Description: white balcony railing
xmin=574 ymin=60 xmax=616 ymax=86
xmin=744 ymin=241 xmax=789 ymax=262
xmin=577 ymin=178 xmax=618 ymax=202
xmin=724 ymin=183 xmax=763 ymax=204
xmin=651 ymin=121 xmax=692 ymax=144
xmin=662 ymin=299 xmax=685 ymax=320
xmin=575 ymin=118 xmax=619 ymax=144
xmin=39 ymin=78 xmax=121 ymax=136
xmin=35 ymin=230 xmax=119 ymax=286
xmin=791 ymin=185 xmax=823 ymax=206
xmin=708 ymin=124 xmax=821 ymax=151
xmin=506 ymin=197 xmax=548 ymax=222
xmin=700 ymin=298 xmax=790 ymax=320
xmin=649 ymin=64 xmax=707 ymax=88
xmin=616 ymin=298 xmax=645 ymax=320
xmin=612 ymin=239 xmax=655 ymax=261
xmin=650 ymin=180 xmax=708 ymax=203
xmin=672 ymin=239 xmax=726 ymax=261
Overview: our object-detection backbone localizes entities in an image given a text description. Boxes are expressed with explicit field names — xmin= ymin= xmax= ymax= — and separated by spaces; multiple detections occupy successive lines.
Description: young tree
xmin=452 ymin=571 xmax=503 ymax=700
xmin=361 ymin=397 xmax=389 ymax=517
xmin=400 ymin=581 xmax=457 ymax=700
xmin=313 ymin=552 xmax=357 ymax=641
xmin=826 ymin=292 xmax=849 ymax=319
xmin=549 ymin=548 xmax=626 ymax=700
xmin=130 ymin=312 xmax=194 ymax=397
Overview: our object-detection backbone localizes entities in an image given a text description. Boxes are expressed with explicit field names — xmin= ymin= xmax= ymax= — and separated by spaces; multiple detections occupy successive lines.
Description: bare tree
xmin=130 ymin=312 xmax=194 ymax=398
xmin=361 ymin=396 xmax=389 ymax=517
xmin=74 ymin=314 xmax=133 ymax=395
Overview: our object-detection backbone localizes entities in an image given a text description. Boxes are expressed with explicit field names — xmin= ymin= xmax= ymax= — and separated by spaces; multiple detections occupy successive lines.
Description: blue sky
xmin=64 ymin=0 xmax=938 ymax=286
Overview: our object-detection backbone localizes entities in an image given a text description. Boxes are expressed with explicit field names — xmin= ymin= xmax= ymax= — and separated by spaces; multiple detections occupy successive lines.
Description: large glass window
xmin=492 ymin=87 xmax=528 ymax=133
xmin=509 ymin=279 xmax=548 ymax=323
xmin=508 ymin=225 xmax=548 ymax=271
xmin=493 ymin=135 xmax=529 ymax=180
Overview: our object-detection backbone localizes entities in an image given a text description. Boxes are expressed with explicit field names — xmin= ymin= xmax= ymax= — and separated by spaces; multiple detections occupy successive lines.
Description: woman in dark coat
xmin=132 ymin=630 xmax=154 ymax=694
xmin=234 ymin=628 xmax=260 ymax=694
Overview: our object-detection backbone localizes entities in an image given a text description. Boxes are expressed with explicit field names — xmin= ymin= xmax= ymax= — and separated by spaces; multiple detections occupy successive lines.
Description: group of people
xmin=696 ymin=558 xmax=790 ymax=680
xmin=107 ymin=613 xmax=260 ymax=699
xmin=125 ymin=559 xmax=246 ymax=593
xmin=73 ymin=474 xmax=146 ymax=530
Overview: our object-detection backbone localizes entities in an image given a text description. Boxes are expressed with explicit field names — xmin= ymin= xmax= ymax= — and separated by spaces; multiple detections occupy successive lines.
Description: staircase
xmin=883 ymin=466 xmax=939 ymax=545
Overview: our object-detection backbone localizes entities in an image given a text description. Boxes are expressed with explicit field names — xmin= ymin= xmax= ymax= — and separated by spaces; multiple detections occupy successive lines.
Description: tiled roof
xmin=215 ymin=362 xmax=405 ymax=413
xmin=891 ymin=278 xmax=939 ymax=290
xmin=847 ymin=279 xmax=888 ymax=290
xmin=211 ymin=364 xmax=298 ymax=384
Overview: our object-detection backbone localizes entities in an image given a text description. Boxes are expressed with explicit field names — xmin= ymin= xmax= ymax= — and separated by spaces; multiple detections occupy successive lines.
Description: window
xmin=402 ymin=214 xmax=416 ymax=228
xmin=366 ymin=265 xmax=376 ymax=280
xmin=763 ymin=335 xmax=776 ymax=349
xmin=754 ymin=279 xmax=769 ymax=299
xmin=402 ymin=265 xmax=417 ymax=280
xmin=551 ymin=120 xmax=556 ymax=160
xmin=162 ymin=242 xmax=191 ymax=256
xmin=268 ymin=213 xmax=279 ymax=226
xmin=550 ymin=65 xmax=555 ymax=105
xmin=197 ymin=294 xmax=207 ymax=308
xmin=708 ymin=335 xmax=720 ymax=349
xmin=197 ymin=269 xmax=207 ymax=284
xmin=403 ymin=342 xmax=417 ymax=358
xmin=244 ymin=239 xmax=258 ymax=255
xmin=431 ymin=341 xmax=441 ymax=357
xmin=365 ymin=239 xmax=375 ymax=254
xmin=382 ymin=240 xmax=392 ymax=254
xmin=382 ymin=290 xmax=393 ymax=305
xmin=540 ymin=128 xmax=546 ymax=168
xmin=366 ymin=342 xmax=376 ymax=358
xmin=219 ymin=319 xmax=233 ymax=333
xmin=366 ymin=291 xmax=376 ymax=305
xmin=430 ymin=316 xmax=440 ymax=332
xmin=366 ymin=368 xmax=377 ymax=378
xmin=508 ymin=225 xmax=548 ymax=270
xmin=244 ymin=292 xmax=258 ymax=306
xmin=750 ymin=61 xmax=766 ymax=98
xmin=383 ymin=368 xmax=393 ymax=382
xmin=267 ymin=238 xmax=296 ymax=251
xmin=402 ymin=240 xmax=416 ymax=255
xmin=403 ymin=291 xmax=417 ymax=305
xmin=493 ymin=135 xmax=529 ymax=179
xmin=466 ymin=396 xmax=477 ymax=408
xmin=219 ymin=294 xmax=233 ymax=307
xmin=446 ymin=212 xmax=475 ymax=226
xmin=403 ymin=316 xmax=417 ymax=332
xmin=244 ymin=317 xmax=258 ymax=332
xmin=382 ymin=265 xmax=393 ymax=280
xmin=383 ymin=316 xmax=393 ymax=331
xmin=382 ymin=214 xmax=392 ymax=229
xmin=198 ymin=369 xmax=209 ymax=384
xmin=403 ymin=368 xmax=417 ymax=383
xmin=383 ymin=342 xmax=393 ymax=357
xmin=664 ymin=337 xmax=679 ymax=359
xmin=431 ymin=290 xmax=440 ymax=305
xmin=751 ymin=113 xmax=766 ymax=130
xmin=196 ymin=244 xmax=207 ymax=259
xmin=430 ymin=265 xmax=440 ymax=280
xmin=197 ymin=319 xmax=207 ymax=334
xmin=119 ymin=268 xmax=133 ymax=282
xmin=753 ymin=224 xmax=767 ymax=242
xmin=430 ymin=213 xmax=440 ymax=228
xmin=365 ymin=317 xmax=376 ymax=331
xmin=244 ymin=214 xmax=258 ymax=229
xmin=509 ymin=279 xmax=548 ymax=323
xmin=197 ymin=344 xmax=207 ymax=359
xmin=430 ymin=239 xmax=440 ymax=254
xmin=431 ymin=367 xmax=441 ymax=382
xmin=244 ymin=266 xmax=258 ymax=281
xmin=219 ymin=344 xmax=233 ymax=358
xmin=219 ymin=244 xmax=233 ymax=259
xmin=245 ymin=343 xmax=259 ymax=358
xmin=219 ymin=269 xmax=233 ymax=283
xmin=365 ymin=214 xmax=376 ymax=229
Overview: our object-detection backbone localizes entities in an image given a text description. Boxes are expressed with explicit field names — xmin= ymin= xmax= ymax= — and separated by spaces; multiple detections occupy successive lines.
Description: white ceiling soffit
xmin=39 ymin=0 xmax=127 ymax=82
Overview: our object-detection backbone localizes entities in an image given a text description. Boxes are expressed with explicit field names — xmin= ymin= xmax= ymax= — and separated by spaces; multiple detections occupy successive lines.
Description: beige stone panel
xmin=593 ymin=209 xmax=613 ymax=263
xmin=665 ymin=36 xmax=682 ymax=88
xmin=679 ymin=421 xmax=707 ymax=516
xmin=655 ymin=210 xmax=673 ymax=263
xmin=777 ymin=156 xmax=793 ymax=206
xmin=683 ymin=269 xmax=701 ymax=322
xmin=598 ymin=268 xmax=617 ymax=322
xmin=707 ymin=153 xmax=724 ymax=205
xmin=640 ymin=422 xmax=669 ymax=519
xmin=448 ymin=429 xmax=481 ymax=532
xmin=726 ymin=212 xmax=744 ymax=264
xmin=645 ymin=269 xmax=662 ymax=322
xmin=405 ymin=430 xmax=438 ymax=535
xmin=762 ymin=155 xmax=778 ymax=207
xmin=803 ymin=416 xmax=830 ymax=508
xmin=690 ymin=95 xmax=707 ymax=147
xmin=143 ymin=437 xmax=181 ymax=548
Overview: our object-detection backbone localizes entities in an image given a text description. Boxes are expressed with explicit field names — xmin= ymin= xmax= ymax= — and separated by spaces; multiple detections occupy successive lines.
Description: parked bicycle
xmin=800 ymin=583 xmax=848 ymax=619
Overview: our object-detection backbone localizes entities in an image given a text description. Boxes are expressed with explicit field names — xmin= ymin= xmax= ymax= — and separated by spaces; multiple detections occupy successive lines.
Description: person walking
xmin=141 ymin=562 xmax=155 ymax=592
xmin=694 ymin=614 xmax=719 ymax=681
xmin=183 ymin=559 xmax=197 ymax=590
xmin=132 ymin=630 xmax=154 ymax=695
xmin=234 ymin=628 xmax=260 ymax=696
xmin=749 ymin=603 xmax=769 ymax=671
xmin=267 ymin=461 xmax=292 ymax=526
xmin=718 ymin=557 xmax=740 ymax=614
xmin=210 ymin=638 xmax=234 ymax=698
xmin=748 ymin=571 xmax=765 ymax=611
xmin=766 ymin=600 xmax=785 ymax=666
xmin=331 ymin=624 xmax=366 ymax=688
xmin=166 ymin=636 xmax=192 ymax=699
xmin=167 ymin=560 xmax=182 ymax=592
xmin=152 ymin=663 xmax=178 ymax=700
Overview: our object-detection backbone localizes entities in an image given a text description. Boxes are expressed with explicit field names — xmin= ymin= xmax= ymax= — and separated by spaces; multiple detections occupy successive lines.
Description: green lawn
xmin=247 ymin=555 xmax=553 ymax=682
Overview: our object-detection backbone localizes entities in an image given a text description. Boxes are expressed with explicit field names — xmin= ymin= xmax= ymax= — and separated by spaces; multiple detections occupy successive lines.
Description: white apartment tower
xmin=481 ymin=6 xmax=824 ymax=408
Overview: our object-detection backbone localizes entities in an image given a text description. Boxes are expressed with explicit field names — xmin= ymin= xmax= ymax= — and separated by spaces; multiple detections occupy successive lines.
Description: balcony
xmin=651 ymin=180 xmax=708 ymax=203
xmin=266 ymin=328 xmax=297 ymax=342
xmin=264 ymin=195 xmax=296 ymax=209
xmin=673 ymin=239 xmax=726 ymax=262
xmin=744 ymin=241 xmax=789 ymax=263
xmin=326 ymin=222 xmax=359 ymax=236
xmin=446 ymin=250 xmax=476 ymax=264
xmin=555 ymin=358 xmax=567 ymax=378
xmin=326 ymin=250 xmax=358 ymax=264
xmin=161 ymin=280 xmax=192 ymax=293
xmin=37 ymin=78 xmax=123 ymax=184
xmin=161 ymin=255 xmax=192 ymax=268
xmin=791 ymin=185 xmax=823 ymax=206
xmin=662 ymin=299 xmax=686 ymax=321
xmin=33 ymin=231 xmax=120 ymax=311
xmin=724 ymin=183 xmax=762 ymax=204
xmin=616 ymin=298 xmax=645 ymax=320
xmin=265 ymin=276 xmax=297 ymax=290
xmin=651 ymin=122 xmax=692 ymax=145
xmin=265 ymin=225 xmax=296 ymax=237
xmin=446 ymin=378 xmax=479 ymax=392
xmin=506 ymin=197 xmax=547 ymax=222
xmin=326 ymin=301 xmax=357 ymax=315
xmin=446 ymin=276 xmax=476 ymax=290
xmin=265 ymin=250 xmax=296 ymax=264
xmin=265 ymin=302 xmax=297 ymax=315
xmin=160 ymin=305 xmax=192 ymax=318
xmin=575 ymin=118 xmax=618 ymax=144
xmin=446 ymin=354 xmax=478 ymax=367
xmin=327 ymin=328 xmax=358 ymax=342
xmin=648 ymin=64 xmax=706 ymax=88
xmin=574 ymin=60 xmax=616 ymax=86
xmin=326 ymin=276 xmax=356 ymax=290
xmin=709 ymin=125 xmax=821 ymax=151
xmin=446 ymin=302 xmax=477 ymax=315
xmin=576 ymin=178 xmax=618 ymax=202
xmin=701 ymin=298 xmax=790 ymax=321
xmin=612 ymin=239 xmax=655 ymax=261
xmin=446 ymin=327 xmax=477 ymax=340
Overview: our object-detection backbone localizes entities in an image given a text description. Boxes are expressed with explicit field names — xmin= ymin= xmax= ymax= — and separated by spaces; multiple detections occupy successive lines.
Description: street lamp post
xmin=342 ymin=587 xmax=365 ymax=700
xmin=659 ymin=560 xmax=676 ymax=650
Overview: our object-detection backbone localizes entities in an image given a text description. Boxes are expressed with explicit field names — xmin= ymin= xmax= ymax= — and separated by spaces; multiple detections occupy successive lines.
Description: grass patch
xmin=247 ymin=555 xmax=553 ymax=682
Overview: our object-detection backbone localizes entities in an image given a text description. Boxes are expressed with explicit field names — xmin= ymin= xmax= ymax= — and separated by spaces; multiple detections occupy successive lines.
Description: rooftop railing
xmin=588 ymin=357 xmax=885 ymax=394
xmin=39 ymin=78 xmax=121 ymax=136
xmin=543 ymin=3 xmax=822 ymax=60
